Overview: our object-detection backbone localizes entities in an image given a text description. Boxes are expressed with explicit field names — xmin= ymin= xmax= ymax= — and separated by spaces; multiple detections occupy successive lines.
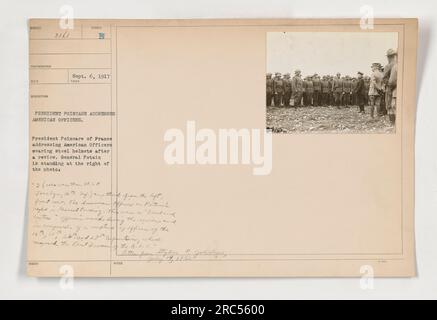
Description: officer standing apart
xmin=369 ymin=63 xmax=384 ymax=118
xmin=384 ymin=49 xmax=398 ymax=125
xmin=354 ymin=72 xmax=366 ymax=113
xmin=291 ymin=70 xmax=304 ymax=108
xmin=364 ymin=76 xmax=370 ymax=106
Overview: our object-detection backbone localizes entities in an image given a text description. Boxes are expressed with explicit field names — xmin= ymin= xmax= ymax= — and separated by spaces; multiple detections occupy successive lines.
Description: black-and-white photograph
xmin=266 ymin=32 xmax=399 ymax=133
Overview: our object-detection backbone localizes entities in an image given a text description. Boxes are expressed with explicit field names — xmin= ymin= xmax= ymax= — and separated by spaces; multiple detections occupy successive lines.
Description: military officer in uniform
xmin=354 ymin=72 xmax=366 ymax=113
xmin=321 ymin=76 xmax=330 ymax=107
xmin=333 ymin=73 xmax=343 ymax=108
xmin=291 ymin=69 xmax=304 ymax=108
xmin=302 ymin=76 xmax=307 ymax=106
xmin=342 ymin=76 xmax=352 ymax=107
xmin=383 ymin=48 xmax=398 ymax=125
xmin=312 ymin=74 xmax=322 ymax=107
xmin=283 ymin=73 xmax=292 ymax=107
xmin=303 ymin=76 xmax=314 ymax=106
xmin=364 ymin=76 xmax=370 ymax=106
xmin=369 ymin=63 xmax=384 ymax=118
xmin=273 ymin=72 xmax=284 ymax=107
xmin=351 ymin=77 xmax=357 ymax=106
xmin=388 ymin=60 xmax=398 ymax=125
xmin=328 ymin=75 xmax=335 ymax=106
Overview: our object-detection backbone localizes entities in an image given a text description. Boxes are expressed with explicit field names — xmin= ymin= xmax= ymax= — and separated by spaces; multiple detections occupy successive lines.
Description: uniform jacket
xmin=354 ymin=78 xmax=367 ymax=96
xmin=388 ymin=63 xmax=398 ymax=97
xmin=342 ymin=79 xmax=352 ymax=93
xmin=266 ymin=78 xmax=274 ymax=94
xmin=291 ymin=76 xmax=304 ymax=93
xmin=333 ymin=77 xmax=343 ymax=93
xmin=312 ymin=78 xmax=322 ymax=91
xmin=383 ymin=62 xmax=394 ymax=84
xmin=321 ymin=80 xmax=330 ymax=93
xmin=273 ymin=78 xmax=284 ymax=93
xmin=328 ymin=79 xmax=334 ymax=92
xmin=364 ymin=81 xmax=370 ymax=94
xmin=304 ymin=80 xmax=314 ymax=93
xmin=283 ymin=78 xmax=292 ymax=93
xmin=369 ymin=70 xmax=383 ymax=96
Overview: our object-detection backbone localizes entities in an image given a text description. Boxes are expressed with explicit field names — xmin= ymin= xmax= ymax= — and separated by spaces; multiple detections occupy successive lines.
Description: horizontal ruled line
xmin=30 ymin=38 xmax=111 ymax=41
xmin=30 ymin=53 xmax=111 ymax=55
xmin=28 ymin=257 xmax=405 ymax=262
xmin=30 ymin=82 xmax=112 ymax=85
xmin=29 ymin=67 xmax=112 ymax=70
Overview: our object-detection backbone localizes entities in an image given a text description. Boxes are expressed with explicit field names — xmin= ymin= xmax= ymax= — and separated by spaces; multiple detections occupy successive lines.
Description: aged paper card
xmin=27 ymin=19 xmax=417 ymax=277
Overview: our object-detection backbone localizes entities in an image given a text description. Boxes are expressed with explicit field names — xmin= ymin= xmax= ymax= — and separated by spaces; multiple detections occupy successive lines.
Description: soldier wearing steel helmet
xmin=312 ymin=74 xmax=322 ymax=107
xmin=282 ymin=73 xmax=292 ymax=107
xmin=303 ymin=76 xmax=314 ymax=107
xmin=354 ymin=72 xmax=366 ymax=113
xmin=342 ymin=75 xmax=352 ymax=107
xmin=273 ymin=72 xmax=284 ymax=107
xmin=321 ymin=76 xmax=330 ymax=107
xmin=291 ymin=69 xmax=304 ymax=108
xmin=383 ymin=48 xmax=398 ymax=125
xmin=369 ymin=62 xmax=384 ymax=118
xmin=333 ymin=73 xmax=343 ymax=108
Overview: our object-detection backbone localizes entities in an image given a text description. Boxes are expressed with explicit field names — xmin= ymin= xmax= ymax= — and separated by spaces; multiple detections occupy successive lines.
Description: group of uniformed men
xmin=266 ymin=48 xmax=398 ymax=125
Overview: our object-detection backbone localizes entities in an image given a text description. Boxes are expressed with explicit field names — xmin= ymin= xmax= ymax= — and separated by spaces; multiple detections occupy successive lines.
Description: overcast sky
xmin=267 ymin=32 xmax=398 ymax=77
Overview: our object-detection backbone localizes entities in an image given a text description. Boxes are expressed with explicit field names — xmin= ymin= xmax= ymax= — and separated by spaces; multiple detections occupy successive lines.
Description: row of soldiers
xmin=266 ymin=72 xmax=370 ymax=108
xmin=266 ymin=48 xmax=398 ymax=124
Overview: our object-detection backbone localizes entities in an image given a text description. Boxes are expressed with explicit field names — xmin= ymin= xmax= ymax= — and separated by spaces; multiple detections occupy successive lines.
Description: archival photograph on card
xmin=266 ymin=32 xmax=399 ymax=133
